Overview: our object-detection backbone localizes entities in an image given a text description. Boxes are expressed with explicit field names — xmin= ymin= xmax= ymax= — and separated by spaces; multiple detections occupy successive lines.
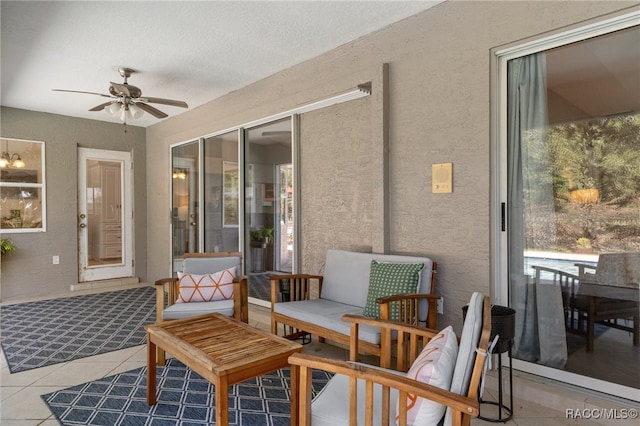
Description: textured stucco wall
xmin=145 ymin=1 xmax=637 ymax=328
xmin=0 ymin=107 xmax=147 ymax=300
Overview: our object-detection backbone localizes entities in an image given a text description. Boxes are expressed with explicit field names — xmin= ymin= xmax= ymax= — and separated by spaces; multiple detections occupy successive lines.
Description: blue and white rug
xmin=42 ymin=358 xmax=333 ymax=425
xmin=1 ymin=286 xmax=156 ymax=373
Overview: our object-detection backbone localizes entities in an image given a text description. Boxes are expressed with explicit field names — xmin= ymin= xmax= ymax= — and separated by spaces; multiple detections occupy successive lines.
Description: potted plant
xmin=1 ymin=237 xmax=17 ymax=257
xmin=250 ymin=228 xmax=274 ymax=247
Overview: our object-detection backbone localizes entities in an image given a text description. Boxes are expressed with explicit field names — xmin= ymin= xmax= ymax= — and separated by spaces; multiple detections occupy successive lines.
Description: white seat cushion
xmin=274 ymin=299 xmax=382 ymax=344
xmin=311 ymin=368 xmax=402 ymax=426
xmin=162 ymin=299 xmax=235 ymax=320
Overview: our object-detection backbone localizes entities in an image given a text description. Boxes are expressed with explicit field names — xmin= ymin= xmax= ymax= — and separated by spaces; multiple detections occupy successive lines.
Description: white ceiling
xmin=1 ymin=0 xmax=444 ymax=128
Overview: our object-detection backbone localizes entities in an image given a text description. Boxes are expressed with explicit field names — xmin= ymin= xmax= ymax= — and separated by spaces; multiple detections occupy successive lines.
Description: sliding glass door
xmin=203 ymin=131 xmax=240 ymax=253
xmin=171 ymin=141 xmax=199 ymax=270
xmin=244 ymin=118 xmax=293 ymax=305
xmin=171 ymin=130 xmax=241 ymax=272
xmin=500 ymin=23 xmax=640 ymax=397
xmin=170 ymin=120 xmax=295 ymax=306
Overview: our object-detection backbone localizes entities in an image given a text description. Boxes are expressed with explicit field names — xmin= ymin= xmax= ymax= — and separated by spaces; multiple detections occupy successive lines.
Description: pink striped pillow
xmin=175 ymin=267 xmax=236 ymax=303
xmin=396 ymin=325 xmax=458 ymax=425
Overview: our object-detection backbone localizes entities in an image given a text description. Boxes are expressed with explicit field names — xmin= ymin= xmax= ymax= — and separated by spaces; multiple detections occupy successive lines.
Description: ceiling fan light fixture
xmin=128 ymin=103 xmax=143 ymax=119
xmin=106 ymin=101 xmax=122 ymax=116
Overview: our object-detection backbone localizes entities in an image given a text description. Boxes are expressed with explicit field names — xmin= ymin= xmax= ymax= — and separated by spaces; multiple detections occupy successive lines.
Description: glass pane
xmin=0 ymin=187 xmax=43 ymax=229
xmin=172 ymin=141 xmax=199 ymax=261
xmin=277 ymin=164 xmax=294 ymax=272
xmin=245 ymin=118 xmax=292 ymax=302
xmin=0 ymin=138 xmax=45 ymax=232
xmin=507 ymin=27 xmax=640 ymax=390
xmin=86 ymin=159 xmax=122 ymax=266
xmin=203 ymin=131 xmax=239 ymax=252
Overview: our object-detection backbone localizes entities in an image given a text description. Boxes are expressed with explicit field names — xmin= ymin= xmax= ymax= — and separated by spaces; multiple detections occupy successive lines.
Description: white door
xmin=78 ymin=148 xmax=133 ymax=282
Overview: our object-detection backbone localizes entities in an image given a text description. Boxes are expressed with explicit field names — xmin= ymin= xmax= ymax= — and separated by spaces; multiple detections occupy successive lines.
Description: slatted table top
xmin=146 ymin=313 xmax=303 ymax=376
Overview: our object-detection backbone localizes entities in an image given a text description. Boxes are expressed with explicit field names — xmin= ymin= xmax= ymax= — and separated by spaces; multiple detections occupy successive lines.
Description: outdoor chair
xmin=154 ymin=252 xmax=248 ymax=363
xmin=289 ymin=292 xmax=491 ymax=426
xmin=573 ymin=252 xmax=640 ymax=351
xmin=533 ymin=253 xmax=639 ymax=352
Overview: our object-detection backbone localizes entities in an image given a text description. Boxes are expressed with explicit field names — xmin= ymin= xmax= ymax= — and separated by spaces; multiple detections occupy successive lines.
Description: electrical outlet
xmin=437 ymin=297 xmax=444 ymax=314
xmin=52 ymin=255 xmax=60 ymax=265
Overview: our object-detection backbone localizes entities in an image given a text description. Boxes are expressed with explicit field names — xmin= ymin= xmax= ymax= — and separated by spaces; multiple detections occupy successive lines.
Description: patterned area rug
xmin=0 ymin=286 xmax=156 ymax=373
xmin=42 ymin=358 xmax=332 ymax=425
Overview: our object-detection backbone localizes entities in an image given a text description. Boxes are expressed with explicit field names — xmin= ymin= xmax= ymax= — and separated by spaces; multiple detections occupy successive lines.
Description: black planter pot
xmin=463 ymin=304 xmax=515 ymax=354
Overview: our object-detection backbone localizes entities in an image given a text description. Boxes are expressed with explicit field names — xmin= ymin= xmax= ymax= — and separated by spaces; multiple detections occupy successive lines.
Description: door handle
xmin=79 ymin=213 xmax=86 ymax=219
xmin=79 ymin=223 xmax=87 ymax=228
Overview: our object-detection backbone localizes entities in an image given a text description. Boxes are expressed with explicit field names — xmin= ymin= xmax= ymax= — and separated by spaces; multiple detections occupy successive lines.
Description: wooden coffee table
xmin=146 ymin=313 xmax=303 ymax=425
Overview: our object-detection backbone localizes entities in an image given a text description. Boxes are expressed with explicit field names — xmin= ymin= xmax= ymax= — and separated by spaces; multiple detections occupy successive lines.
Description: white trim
xmin=495 ymin=9 xmax=640 ymax=60
xmin=168 ymin=84 xmax=371 ymax=148
xmin=493 ymin=11 xmax=640 ymax=401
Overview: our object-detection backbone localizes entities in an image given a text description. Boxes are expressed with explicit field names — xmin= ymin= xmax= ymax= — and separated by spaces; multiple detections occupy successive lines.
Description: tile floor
xmin=1 ymin=283 xmax=638 ymax=425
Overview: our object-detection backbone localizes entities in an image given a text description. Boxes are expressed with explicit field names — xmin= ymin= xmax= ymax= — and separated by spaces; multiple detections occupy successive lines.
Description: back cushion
xmin=444 ymin=291 xmax=484 ymax=426
xmin=322 ymin=250 xmax=377 ymax=306
xmin=321 ymin=249 xmax=434 ymax=310
xmin=183 ymin=256 xmax=241 ymax=275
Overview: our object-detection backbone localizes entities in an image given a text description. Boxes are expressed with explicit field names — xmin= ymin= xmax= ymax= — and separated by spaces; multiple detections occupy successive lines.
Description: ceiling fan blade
xmin=135 ymin=102 xmax=168 ymax=119
xmin=52 ymin=89 xmax=112 ymax=98
xmin=137 ymin=97 xmax=188 ymax=108
xmin=89 ymin=101 xmax=115 ymax=112
xmin=110 ymin=82 xmax=131 ymax=97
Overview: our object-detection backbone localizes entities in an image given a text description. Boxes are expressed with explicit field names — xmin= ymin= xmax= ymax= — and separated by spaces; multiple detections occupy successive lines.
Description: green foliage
xmin=250 ymin=227 xmax=274 ymax=243
xmin=523 ymin=113 xmax=640 ymax=252
xmin=576 ymin=237 xmax=591 ymax=248
xmin=548 ymin=115 xmax=640 ymax=206
xmin=0 ymin=237 xmax=17 ymax=257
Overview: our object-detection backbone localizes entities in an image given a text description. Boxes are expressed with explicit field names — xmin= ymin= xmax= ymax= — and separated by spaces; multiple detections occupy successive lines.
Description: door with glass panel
xmin=502 ymin=25 xmax=640 ymax=395
xmin=244 ymin=118 xmax=293 ymax=305
xmin=78 ymin=148 xmax=133 ymax=282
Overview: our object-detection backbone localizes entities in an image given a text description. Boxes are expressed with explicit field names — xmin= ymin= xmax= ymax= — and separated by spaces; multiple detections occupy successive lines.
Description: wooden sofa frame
xmin=289 ymin=295 xmax=491 ymax=426
xmin=270 ymin=265 xmax=440 ymax=357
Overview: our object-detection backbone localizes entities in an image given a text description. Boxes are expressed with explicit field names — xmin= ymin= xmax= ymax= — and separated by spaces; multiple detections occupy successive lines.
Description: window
xmin=0 ymin=138 xmax=46 ymax=232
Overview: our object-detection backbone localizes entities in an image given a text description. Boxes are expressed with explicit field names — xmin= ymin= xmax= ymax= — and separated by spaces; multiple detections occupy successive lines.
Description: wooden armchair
xmin=154 ymin=252 xmax=248 ymax=363
xmin=289 ymin=293 xmax=491 ymax=426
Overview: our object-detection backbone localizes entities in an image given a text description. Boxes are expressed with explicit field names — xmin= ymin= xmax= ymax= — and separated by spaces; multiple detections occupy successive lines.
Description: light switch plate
xmin=432 ymin=163 xmax=452 ymax=193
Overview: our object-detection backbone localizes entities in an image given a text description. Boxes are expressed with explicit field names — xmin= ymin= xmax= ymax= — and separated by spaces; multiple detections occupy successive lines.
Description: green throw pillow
xmin=363 ymin=260 xmax=424 ymax=320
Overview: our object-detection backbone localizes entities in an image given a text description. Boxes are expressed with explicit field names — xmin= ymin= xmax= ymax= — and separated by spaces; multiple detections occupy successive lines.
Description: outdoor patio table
xmin=146 ymin=313 xmax=303 ymax=426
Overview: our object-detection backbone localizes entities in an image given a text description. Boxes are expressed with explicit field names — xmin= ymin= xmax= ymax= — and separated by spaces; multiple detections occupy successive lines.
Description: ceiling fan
xmin=53 ymin=67 xmax=188 ymax=121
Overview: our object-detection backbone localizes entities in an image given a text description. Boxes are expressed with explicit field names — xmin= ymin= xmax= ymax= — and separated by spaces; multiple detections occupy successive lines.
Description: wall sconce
xmin=172 ymin=169 xmax=187 ymax=179
xmin=0 ymin=152 xmax=26 ymax=168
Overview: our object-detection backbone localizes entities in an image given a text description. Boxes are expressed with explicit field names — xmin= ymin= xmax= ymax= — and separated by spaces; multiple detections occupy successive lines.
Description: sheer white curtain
xmin=507 ymin=52 xmax=567 ymax=368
